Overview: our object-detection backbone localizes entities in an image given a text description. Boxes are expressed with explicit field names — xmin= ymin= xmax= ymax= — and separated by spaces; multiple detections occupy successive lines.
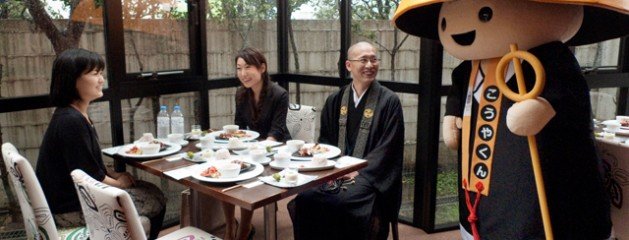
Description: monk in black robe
xmin=289 ymin=42 xmax=405 ymax=240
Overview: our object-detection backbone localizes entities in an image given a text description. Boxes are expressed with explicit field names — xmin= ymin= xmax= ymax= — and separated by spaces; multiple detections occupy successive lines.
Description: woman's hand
xmin=116 ymin=174 xmax=135 ymax=188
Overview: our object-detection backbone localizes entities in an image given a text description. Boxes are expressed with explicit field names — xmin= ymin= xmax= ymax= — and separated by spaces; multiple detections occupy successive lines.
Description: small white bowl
xmin=273 ymin=151 xmax=291 ymax=167
xmin=216 ymin=148 xmax=231 ymax=160
xmin=217 ymin=162 xmax=241 ymax=178
xmin=250 ymin=149 xmax=267 ymax=162
xmin=223 ymin=125 xmax=239 ymax=134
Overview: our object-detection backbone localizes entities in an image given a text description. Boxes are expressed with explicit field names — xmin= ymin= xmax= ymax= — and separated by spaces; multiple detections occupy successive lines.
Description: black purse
xmin=320 ymin=178 xmax=356 ymax=194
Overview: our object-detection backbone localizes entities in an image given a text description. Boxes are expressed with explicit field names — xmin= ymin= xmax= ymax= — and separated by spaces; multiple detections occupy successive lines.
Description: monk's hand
xmin=506 ymin=97 xmax=555 ymax=136
xmin=340 ymin=171 xmax=359 ymax=180
xmin=443 ymin=115 xmax=462 ymax=150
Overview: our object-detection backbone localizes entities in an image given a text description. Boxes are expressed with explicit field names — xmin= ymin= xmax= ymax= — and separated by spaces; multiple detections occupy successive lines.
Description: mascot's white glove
xmin=506 ymin=97 xmax=556 ymax=136
xmin=443 ymin=115 xmax=462 ymax=150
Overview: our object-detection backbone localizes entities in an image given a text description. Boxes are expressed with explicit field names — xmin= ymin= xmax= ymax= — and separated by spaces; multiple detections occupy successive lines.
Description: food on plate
xmin=230 ymin=159 xmax=252 ymax=172
xmin=126 ymin=145 xmax=142 ymax=155
xmin=186 ymin=151 xmax=195 ymax=159
xmin=272 ymin=173 xmax=282 ymax=182
xmin=296 ymin=144 xmax=329 ymax=157
xmin=200 ymin=166 xmax=220 ymax=178
xmin=217 ymin=130 xmax=251 ymax=140
xmin=266 ymin=146 xmax=273 ymax=153
xmin=216 ymin=149 xmax=231 ymax=159
xmin=228 ymin=137 xmax=245 ymax=149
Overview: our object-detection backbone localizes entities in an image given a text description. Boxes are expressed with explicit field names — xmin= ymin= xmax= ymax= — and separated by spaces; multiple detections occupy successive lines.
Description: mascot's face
xmin=437 ymin=0 xmax=583 ymax=60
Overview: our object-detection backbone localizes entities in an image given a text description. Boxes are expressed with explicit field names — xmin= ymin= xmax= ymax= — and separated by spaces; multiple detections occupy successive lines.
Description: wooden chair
xmin=287 ymin=103 xmax=317 ymax=142
xmin=70 ymin=169 xmax=221 ymax=240
xmin=1 ymin=143 xmax=88 ymax=240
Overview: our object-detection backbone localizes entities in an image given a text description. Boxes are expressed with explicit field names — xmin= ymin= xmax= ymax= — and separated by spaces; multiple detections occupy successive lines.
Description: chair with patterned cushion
xmin=287 ymin=103 xmax=317 ymax=142
xmin=1 ymin=142 xmax=88 ymax=240
xmin=70 ymin=169 xmax=221 ymax=240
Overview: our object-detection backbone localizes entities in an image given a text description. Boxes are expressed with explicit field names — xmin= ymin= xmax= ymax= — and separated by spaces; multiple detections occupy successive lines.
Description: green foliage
xmin=206 ymin=0 xmax=276 ymax=21
xmin=437 ymin=170 xmax=458 ymax=197
xmin=312 ymin=0 xmax=399 ymax=20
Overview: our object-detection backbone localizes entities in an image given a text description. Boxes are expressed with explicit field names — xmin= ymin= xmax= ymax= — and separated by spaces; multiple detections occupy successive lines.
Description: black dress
xmin=235 ymin=82 xmax=291 ymax=141
xmin=447 ymin=42 xmax=611 ymax=239
xmin=36 ymin=106 xmax=107 ymax=214
xmin=290 ymin=81 xmax=405 ymax=240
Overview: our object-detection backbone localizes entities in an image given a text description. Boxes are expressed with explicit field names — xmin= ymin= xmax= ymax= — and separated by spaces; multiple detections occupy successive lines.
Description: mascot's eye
xmin=441 ymin=18 xmax=446 ymax=31
xmin=478 ymin=7 xmax=493 ymax=22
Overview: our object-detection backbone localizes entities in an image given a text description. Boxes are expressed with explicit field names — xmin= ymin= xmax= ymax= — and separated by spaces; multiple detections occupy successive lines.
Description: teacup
xmin=286 ymin=140 xmax=305 ymax=153
xmin=216 ymin=148 xmax=231 ymax=160
xmin=228 ymin=137 xmax=244 ymax=149
xmin=223 ymin=125 xmax=239 ymax=134
xmin=199 ymin=136 xmax=214 ymax=149
xmin=273 ymin=151 xmax=291 ymax=167
xmin=250 ymin=149 xmax=267 ymax=162
xmin=168 ymin=133 xmax=184 ymax=144
xmin=285 ymin=168 xmax=298 ymax=184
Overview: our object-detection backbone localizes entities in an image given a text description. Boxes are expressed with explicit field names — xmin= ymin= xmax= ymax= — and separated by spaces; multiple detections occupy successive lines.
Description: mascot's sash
xmin=462 ymin=58 xmax=503 ymax=196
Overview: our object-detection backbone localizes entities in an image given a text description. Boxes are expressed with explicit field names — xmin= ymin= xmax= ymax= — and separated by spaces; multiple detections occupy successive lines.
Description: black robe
xmin=235 ymin=82 xmax=291 ymax=141
xmin=290 ymin=81 xmax=405 ymax=240
xmin=446 ymin=42 xmax=611 ymax=239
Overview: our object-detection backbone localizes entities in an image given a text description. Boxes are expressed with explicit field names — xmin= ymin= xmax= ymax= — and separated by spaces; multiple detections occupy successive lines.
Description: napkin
xmin=101 ymin=146 xmax=122 ymax=156
xmin=335 ymin=156 xmax=367 ymax=168
xmin=164 ymin=164 xmax=203 ymax=180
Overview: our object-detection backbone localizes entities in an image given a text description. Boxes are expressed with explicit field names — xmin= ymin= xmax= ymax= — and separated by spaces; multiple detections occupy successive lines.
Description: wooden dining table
xmin=103 ymin=141 xmax=367 ymax=240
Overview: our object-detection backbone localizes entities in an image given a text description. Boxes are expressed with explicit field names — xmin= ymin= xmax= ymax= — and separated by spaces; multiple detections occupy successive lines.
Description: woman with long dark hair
xmin=222 ymin=47 xmax=290 ymax=240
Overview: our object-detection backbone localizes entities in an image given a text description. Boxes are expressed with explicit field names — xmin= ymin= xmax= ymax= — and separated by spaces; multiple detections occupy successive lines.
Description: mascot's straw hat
xmin=393 ymin=0 xmax=629 ymax=45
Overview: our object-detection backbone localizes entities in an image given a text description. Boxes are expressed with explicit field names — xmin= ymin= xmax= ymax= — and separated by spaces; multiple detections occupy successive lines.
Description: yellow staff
xmin=495 ymin=44 xmax=553 ymax=240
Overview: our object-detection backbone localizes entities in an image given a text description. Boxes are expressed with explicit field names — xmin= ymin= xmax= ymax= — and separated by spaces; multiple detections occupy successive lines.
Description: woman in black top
xmin=234 ymin=47 xmax=290 ymax=142
xmin=36 ymin=49 xmax=166 ymax=239
xmin=222 ymin=47 xmax=290 ymax=240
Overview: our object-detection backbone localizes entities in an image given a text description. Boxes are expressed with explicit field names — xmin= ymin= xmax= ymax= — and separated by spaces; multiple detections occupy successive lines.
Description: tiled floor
xmin=159 ymin=196 xmax=462 ymax=240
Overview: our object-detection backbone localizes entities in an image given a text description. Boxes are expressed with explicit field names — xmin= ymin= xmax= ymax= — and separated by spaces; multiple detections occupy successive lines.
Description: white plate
xmin=117 ymin=143 xmax=182 ymax=159
xmin=269 ymin=160 xmax=336 ymax=172
xmin=276 ymin=143 xmax=342 ymax=161
xmin=182 ymin=152 xmax=208 ymax=163
xmin=258 ymin=170 xmax=318 ymax=188
xmin=191 ymin=160 xmax=264 ymax=183
xmin=250 ymin=157 xmax=272 ymax=166
xmin=194 ymin=143 xmax=248 ymax=151
xmin=208 ymin=130 xmax=260 ymax=143
xmin=604 ymin=128 xmax=629 ymax=136
xmin=233 ymin=149 xmax=276 ymax=157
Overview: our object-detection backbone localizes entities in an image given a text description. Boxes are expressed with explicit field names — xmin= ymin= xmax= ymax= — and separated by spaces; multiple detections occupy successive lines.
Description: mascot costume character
xmin=393 ymin=1 xmax=629 ymax=239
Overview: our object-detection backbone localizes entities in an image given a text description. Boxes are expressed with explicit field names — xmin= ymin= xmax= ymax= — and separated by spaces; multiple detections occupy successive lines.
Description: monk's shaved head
xmin=348 ymin=41 xmax=377 ymax=59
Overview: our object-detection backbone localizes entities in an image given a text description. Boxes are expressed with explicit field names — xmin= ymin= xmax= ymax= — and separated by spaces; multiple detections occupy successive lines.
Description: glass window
xmin=206 ymin=0 xmax=278 ymax=79
xmin=574 ymin=38 xmax=621 ymax=70
xmin=0 ymin=0 xmax=108 ymax=97
xmin=436 ymin=96 xmax=459 ymax=226
xmin=398 ymin=93 xmax=418 ymax=222
xmin=349 ymin=1 xmax=420 ymax=83
xmin=590 ymin=88 xmax=620 ymax=121
xmin=288 ymin=0 xmax=341 ymax=76
xmin=208 ymin=87 xmax=239 ymax=128
xmin=122 ymin=0 xmax=190 ymax=74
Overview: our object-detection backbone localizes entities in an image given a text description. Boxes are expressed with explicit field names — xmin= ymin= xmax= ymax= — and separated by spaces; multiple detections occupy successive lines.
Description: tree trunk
xmin=0 ymin=64 xmax=23 ymax=225
xmin=288 ymin=7 xmax=301 ymax=103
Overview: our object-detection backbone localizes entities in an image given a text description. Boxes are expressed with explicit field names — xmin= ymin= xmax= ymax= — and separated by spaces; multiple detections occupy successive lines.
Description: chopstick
xmin=221 ymin=184 xmax=243 ymax=192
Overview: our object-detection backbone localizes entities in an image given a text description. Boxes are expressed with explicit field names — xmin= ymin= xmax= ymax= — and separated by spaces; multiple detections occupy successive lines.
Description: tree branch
xmin=23 ymin=0 xmax=60 ymax=49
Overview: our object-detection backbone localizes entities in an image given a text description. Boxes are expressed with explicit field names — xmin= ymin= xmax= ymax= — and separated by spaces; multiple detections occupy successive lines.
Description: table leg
xmin=264 ymin=203 xmax=277 ymax=240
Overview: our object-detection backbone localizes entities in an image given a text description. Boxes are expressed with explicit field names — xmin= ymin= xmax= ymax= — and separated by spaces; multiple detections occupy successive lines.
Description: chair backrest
xmin=71 ymin=169 xmax=147 ymax=240
xmin=1 ymin=143 xmax=60 ymax=240
xmin=286 ymin=104 xmax=317 ymax=142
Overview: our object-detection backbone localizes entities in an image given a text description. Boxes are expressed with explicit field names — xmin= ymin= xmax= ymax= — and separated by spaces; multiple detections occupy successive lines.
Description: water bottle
xmin=171 ymin=105 xmax=185 ymax=137
xmin=157 ymin=105 xmax=170 ymax=139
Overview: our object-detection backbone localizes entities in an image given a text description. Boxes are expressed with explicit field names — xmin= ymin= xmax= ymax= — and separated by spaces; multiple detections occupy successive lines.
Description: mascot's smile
xmin=451 ymin=30 xmax=476 ymax=46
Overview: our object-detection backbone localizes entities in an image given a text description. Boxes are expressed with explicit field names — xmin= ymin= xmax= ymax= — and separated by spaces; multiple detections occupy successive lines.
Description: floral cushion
xmin=58 ymin=226 xmax=89 ymax=240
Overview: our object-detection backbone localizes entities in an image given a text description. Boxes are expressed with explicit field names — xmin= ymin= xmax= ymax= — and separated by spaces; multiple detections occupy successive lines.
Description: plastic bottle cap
xmin=161 ymin=105 xmax=167 ymax=110
xmin=174 ymin=105 xmax=181 ymax=110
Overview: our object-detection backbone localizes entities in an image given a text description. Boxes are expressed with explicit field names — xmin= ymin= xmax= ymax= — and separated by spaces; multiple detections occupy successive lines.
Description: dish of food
xmin=191 ymin=160 xmax=263 ymax=183
xmin=208 ymin=130 xmax=259 ymax=143
xmin=269 ymin=159 xmax=336 ymax=171
xmin=258 ymin=171 xmax=318 ymax=188
xmin=277 ymin=143 xmax=341 ymax=161
xmin=117 ymin=142 xmax=182 ymax=159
